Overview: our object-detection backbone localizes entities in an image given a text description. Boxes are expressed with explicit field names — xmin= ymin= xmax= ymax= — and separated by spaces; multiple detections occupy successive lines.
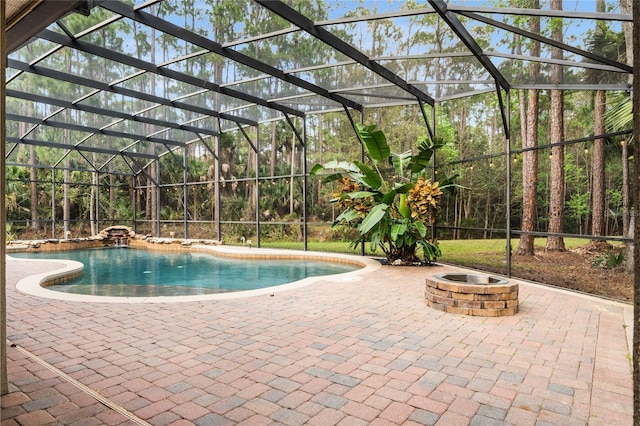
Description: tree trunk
xmin=591 ymin=89 xmax=606 ymax=238
xmin=517 ymin=90 xmax=539 ymax=255
xmin=514 ymin=27 xmax=527 ymax=150
xmin=29 ymin=144 xmax=38 ymax=231
xmin=270 ymin=122 xmax=277 ymax=178
xmin=516 ymin=0 xmax=540 ymax=256
xmin=63 ymin=163 xmax=70 ymax=239
xmin=21 ymin=61 xmax=39 ymax=232
xmin=632 ymin=1 xmax=640 ymax=422
xmin=620 ymin=0 xmax=632 ymax=237
xmin=591 ymin=0 xmax=607 ymax=240
xmin=454 ymin=190 xmax=460 ymax=239
xmin=90 ymin=170 xmax=97 ymax=236
xmin=290 ymin=133 xmax=295 ymax=216
xmin=136 ymin=177 xmax=141 ymax=221
xmin=151 ymin=163 xmax=158 ymax=236
xmin=246 ymin=145 xmax=256 ymax=218
xmin=484 ymin=191 xmax=490 ymax=239
xmin=626 ymin=211 xmax=634 ymax=273
xmin=149 ymin=25 xmax=159 ymax=236
xmin=145 ymin=178 xmax=151 ymax=223
xmin=546 ymin=0 xmax=565 ymax=252
xmin=109 ymin=172 xmax=115 ymax=222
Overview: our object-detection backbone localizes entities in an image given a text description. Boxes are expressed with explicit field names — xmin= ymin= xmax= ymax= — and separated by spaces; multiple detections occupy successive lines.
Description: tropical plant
xmin=606 ymin=94 xmax=633 ymax=227
xmin=592 ymin=249 xmax=625 ymax=270
xmin=311 ymin=124 xmax=455 ymax=264
xmin=6 ymin=223 xmax=17 ymax=242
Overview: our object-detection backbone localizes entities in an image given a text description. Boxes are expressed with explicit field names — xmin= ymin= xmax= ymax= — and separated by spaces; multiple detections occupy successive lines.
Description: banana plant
xmin=311 ymin=123 xmax=456 ymax=264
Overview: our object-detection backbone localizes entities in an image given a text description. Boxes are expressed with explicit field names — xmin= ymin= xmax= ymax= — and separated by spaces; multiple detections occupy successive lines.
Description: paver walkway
xmin=2 ymin=254 xmax=633 ymax=425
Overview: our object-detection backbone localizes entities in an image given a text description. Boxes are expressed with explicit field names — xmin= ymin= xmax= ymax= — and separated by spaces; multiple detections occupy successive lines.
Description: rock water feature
xmin=100 ymin=225 xmax=135 ymax=247
xmin=425 ymin=273 xmax=518 ymax=316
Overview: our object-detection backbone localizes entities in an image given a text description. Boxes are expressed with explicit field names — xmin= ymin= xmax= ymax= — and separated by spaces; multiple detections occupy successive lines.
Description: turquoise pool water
xmin=11 ymin=248 xmax=359 ymax=297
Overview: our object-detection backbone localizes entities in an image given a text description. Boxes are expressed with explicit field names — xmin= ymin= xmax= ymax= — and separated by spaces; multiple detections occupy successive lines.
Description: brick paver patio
xmin=1 ymin=253 xmax=633 ymax=425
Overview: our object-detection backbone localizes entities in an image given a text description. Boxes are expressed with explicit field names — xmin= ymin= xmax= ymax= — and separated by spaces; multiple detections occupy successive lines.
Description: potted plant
xmin=311 ymin=124 xmax=455 ymax=265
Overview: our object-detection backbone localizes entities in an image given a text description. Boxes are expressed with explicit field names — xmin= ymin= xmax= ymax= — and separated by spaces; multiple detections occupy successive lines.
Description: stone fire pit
xmin=425 ymin=273 xmax=518 ymax=316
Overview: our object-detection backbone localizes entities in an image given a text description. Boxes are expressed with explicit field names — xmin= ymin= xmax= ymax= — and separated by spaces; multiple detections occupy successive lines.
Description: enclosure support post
xmin=156 ymin=163 xmax=161 ymax=237
xmin=132 ymin=175 xmax=137 ymax=234
xmin=183 ymin=145 xmax=188 ymax=239
xmin=491 ymin=76 xmax=512 ymax=277
xmin=95 ymin=171 xmax=99 ymax=235
xmin=631 ymin=2 xmax=640 ymax=420
xmin=1 ymin=0 xmax=8 ymax=395
xmin=342 ymin=106 xmax=361 ymax=146
xmin=431 ymin=103 xmax=437 ymax=242
xmin=213 ymin=120 xmax=222 ymax=242
xmin=505 ymin=90 xmax=512 ymax=277
xmin=360 ymin=111 xmax=365 ymax=256
xmin=418 ymin=100 xmax=435 ymax=141
xmin=303 ymin=117 xmax=308 ymax=251
xmin=215 ymin=132 xmax=221 ymax=242
xmin=235 ymin=122 xmax=259 ymax=247
xmin=256 ymin=124 xmax=261 ymax=248
xmin=51 ymin=170 xmax=56 ymax=238
xmin=284 ymin=112 xmax=308 ymax=251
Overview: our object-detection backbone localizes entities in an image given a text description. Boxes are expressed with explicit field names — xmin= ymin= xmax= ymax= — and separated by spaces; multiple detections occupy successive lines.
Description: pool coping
xmin=12 ymin=245 xmax=382 ymax=304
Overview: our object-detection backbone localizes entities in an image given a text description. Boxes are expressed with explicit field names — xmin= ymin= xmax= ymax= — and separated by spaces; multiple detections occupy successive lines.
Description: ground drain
xmin=8 ymin=341 xmax=151 ymax=426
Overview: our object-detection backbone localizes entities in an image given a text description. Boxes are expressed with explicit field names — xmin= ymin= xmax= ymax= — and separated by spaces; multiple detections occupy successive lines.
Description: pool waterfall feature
xmin=425 ymin=273 xmax=519 ymax=317
xmin=101 ymin=226 xmax=133 ymax=247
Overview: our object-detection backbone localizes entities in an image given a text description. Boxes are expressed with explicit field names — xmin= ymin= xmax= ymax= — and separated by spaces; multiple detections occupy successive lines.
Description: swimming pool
xmin=11 ymin=247 xmax=361 ymax=297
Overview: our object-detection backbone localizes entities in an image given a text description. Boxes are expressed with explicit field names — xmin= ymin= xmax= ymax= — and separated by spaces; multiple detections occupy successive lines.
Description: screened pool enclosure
xmin=4 ymin=0 xmax=633 ymax=253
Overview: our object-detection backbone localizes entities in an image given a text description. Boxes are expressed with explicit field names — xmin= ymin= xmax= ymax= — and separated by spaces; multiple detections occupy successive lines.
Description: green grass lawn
xmin=257 ymin=240 xmax=377 ymax=255
xmin=255 ymin=237 xmax=595 ymax=263
xmin=437 ymin=238 xmax=592 ymax=267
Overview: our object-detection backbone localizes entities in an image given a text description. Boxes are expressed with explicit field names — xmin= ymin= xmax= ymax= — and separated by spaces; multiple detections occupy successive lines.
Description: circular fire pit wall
xmin=425 ymin=273 xmax=518 ymax=316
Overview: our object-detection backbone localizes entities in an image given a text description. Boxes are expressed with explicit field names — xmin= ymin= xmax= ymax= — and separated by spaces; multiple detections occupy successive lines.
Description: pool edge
xmin=10 ymin=247 xmax=381 ymax=304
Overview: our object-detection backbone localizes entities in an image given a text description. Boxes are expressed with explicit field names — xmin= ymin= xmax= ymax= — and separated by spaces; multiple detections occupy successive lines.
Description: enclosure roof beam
xmin=436 ymin=129 xmax=632 ymax=170
xmin=7 ymin=89 xmax=220 ymax=138
xmin=284 ymin=113 xmax=305 ymax=148
xmin=6 ymin=113 xmax=186 ymax=147
xmin=417 ymin=101 xmax=434 ymax=141
xmin=121 ymin=156 xmax=158 ymax=184
xmin=7 ymin=136 xmax=158 ymax=160
xmin=222 ymin=51 xmax=474 ymax=89
xmin=448 ymin=5 xmax=631 ymax=22
xmin=100 ymin=1 xmax=361 ymax=114
xmin=512 ymin=83 xmax=630 ymax=91
xmin=37 ymin=29 xmax=305 ymax=119
xmin=194 ymin=133 xmax=218 ymax=161
xmin=8 ymin=59 xmax=258 ymax=127
xmin=159 ymin=143 xmax=183 ymax=169
xmin=235 ymin=122 xmax=257 ymax=153
xmin=428 ymin=0 xmax=510 ymax=92
xmin=5 ymin=161 xmax=133 ymax=176
xmin=495 ymin=81 xmax=509 ymax=136
xmin=459 ymin=10 xmax=632 ymax=73
xmin=223 ymin=7 xmax=437 ymax=48
xmin=254 ymin=0 xmax=435 ymax=107
xmin=334 ymin=92 xmax=415 ymax=102
xmin=484 ymin=51 xmax=629 ymax=73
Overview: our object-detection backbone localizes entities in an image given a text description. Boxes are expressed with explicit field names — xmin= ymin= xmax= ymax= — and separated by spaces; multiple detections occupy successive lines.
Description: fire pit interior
xmin=425 ymin=273 xmax=518 ymax=317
